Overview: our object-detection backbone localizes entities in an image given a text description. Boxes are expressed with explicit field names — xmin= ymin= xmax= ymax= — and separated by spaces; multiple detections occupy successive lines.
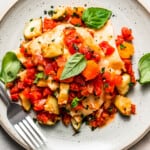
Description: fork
xmin=0 ymin=83 xmax=46 ymax=150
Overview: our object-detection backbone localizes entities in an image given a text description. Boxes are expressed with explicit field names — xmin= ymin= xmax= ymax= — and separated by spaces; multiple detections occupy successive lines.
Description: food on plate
xmin=138 ymin=53 xmax=150 ymax=84
xmin=0 ymin=6 xmax=137 ymax=131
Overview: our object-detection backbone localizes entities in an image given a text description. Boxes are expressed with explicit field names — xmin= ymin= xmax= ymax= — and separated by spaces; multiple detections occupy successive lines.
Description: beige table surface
xmin=0 ymin=0 xmax=150 ymax=150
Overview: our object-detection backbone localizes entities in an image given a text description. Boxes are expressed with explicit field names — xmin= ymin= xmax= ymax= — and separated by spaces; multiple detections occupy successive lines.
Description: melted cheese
xmin=94 ymin=20 xmax=125 ymax=73
xmin=22 ymin=20 xmax=124 ymax=74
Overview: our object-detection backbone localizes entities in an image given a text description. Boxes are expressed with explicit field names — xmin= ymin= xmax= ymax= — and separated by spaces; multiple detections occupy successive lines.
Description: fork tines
xmin=14 ymin=116 xmax=46 ymax=150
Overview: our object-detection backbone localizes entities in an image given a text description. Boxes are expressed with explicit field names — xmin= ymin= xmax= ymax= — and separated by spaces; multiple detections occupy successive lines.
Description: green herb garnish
xmin=101 ymin=67 xmax=105 ymax=73
xmin=82 ymin=7 xmax=112 ymax=29
xmin=0 ymin=52 xmax=21 ymax=83
xmin=60 ymin=53 xmax=87 ymax=80
xmin=138 ymin=53 xmax=150 ymax=84
xmin=71 ymin=97 xmax=80 ymax=108
xmin=34 ymin=72 xmax=46 ymax=84
xmin=48 ymin=10 xmax=56 ymax=16
xmin=120 ymin=44 xmax=126 ymax=49
xmin=30 ymin=27 xmax=35 ymax=32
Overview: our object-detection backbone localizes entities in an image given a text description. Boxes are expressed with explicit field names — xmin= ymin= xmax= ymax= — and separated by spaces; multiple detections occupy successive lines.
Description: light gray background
xmin=0 ymin=0 xmax=150 ymax=149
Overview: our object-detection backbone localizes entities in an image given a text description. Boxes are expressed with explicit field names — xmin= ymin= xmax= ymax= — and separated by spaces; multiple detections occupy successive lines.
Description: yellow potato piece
xmin=114 ymin=95 xmax=132 ymax=116
xmin=44 ymin=96 xmax=59 ymax=114
xmin=117 ymin=41 xmax=134 ymax=58
xmin=42 ymin=42 xmax=63 ymax=58
xmin=19 ymin=92 xmax=31 ymax=111
xmin=58 ymin=83 xmax=69 ymax=105
xmin=24 ymin=18 xmax=42 ymax=40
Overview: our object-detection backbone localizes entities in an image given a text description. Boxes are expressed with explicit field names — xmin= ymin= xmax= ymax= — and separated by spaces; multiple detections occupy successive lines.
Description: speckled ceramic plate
xmin=0 ymin=0 xmax=150 ymax=150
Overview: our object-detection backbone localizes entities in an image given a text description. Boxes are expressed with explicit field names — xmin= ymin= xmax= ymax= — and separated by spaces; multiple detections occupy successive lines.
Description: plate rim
xmin=0 ymin=0 xmax=150 ymax=150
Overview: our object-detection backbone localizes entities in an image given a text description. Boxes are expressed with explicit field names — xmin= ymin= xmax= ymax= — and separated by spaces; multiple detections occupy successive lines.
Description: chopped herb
xmin=101 ymin=67 xmax=105 ymax=73
xmin=71 ymin=97 xmax=80 ymax=108
xmin=85 ymin=105 xmax=89 ymax=110
xmin=51 ymin=5 xmax=54 ymax=9
xmin=40 ymin=16 xmax=42 ymax=19
xmin=75 ymin=24 xmax=81 ymax=27
xmin=29 ymin=18 xmax=33 ymax=22
xmin=104 ymin=83 xmax=109 ymax=88
xmin=48 ymin=10 xmax=56 ymax=16
xmin=51 ymin=39 xmax=55 ymax=42
xmin=33 ymin=72 xmax=45 ymax=84
xmin=91 ymin=126 xmax=97 ymax=131
xmin=108 ymin=106 xmax=113 ymax=113
xmin=84 ymin=4 xmax=87 ymax=7
xmin=44 ymin=10 xmax=47 ymax=15
xmin=54 ymin=91 xmax=58 ymax=98
xmin=73 ymin=43 xmax=79 ymax=51
xmin=72 ymin=12 xmax=79 ymax=18
xmin=120 ymin=43 xmax=126 ymax=49
xmin=112 ymin=14 xmax=116 ymax=17
xmin=128 ymin=82 xmax=134 ymax=87
xmin=30 ymin=27 xmax=35 ymax=32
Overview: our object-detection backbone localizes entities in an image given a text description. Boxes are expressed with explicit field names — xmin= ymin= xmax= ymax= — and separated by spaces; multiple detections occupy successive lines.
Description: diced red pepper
xmin=11 ymin=93 xmax=19 ymax=101
xmin=115 ymin=35 xmax=124 ymax=46
xmin=33 ymin=99 xmax=46 ymax=111
xmin=131 ymin=104 xmax=136 ymax=114
xmin=44 ymin=63 xmax=55 ymax=75
xmin=43 ymin=18 xmax=57 ymax=32
xmin=23 ymin=58 xmax=35 ymax=68
xmin=29 ymin=90 xmax=42 ymax=104
xmin=99 ymin=41 xmax=115 ymax=56
xmin=63 ymin=27 xmax=83 ymax=54
xmin=43 ymin=87 xmax=52 ymax=97
xmin=62 ymin=114 xmax=71 ymax=126
xmin=121 ymin=27 xmax=133 ymax=42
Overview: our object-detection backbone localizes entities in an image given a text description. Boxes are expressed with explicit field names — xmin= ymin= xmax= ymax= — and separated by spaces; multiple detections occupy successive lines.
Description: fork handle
xmin=0 ymin=83 xmax=11 ymax=107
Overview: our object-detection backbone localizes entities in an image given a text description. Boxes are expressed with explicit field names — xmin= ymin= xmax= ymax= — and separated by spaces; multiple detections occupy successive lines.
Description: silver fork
xmin=0 ymin=83 xmax=46 ymax=150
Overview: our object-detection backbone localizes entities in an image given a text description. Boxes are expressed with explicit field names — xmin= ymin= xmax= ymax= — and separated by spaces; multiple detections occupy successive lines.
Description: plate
xmin=0 ymin=0 xmax=150 ymax=150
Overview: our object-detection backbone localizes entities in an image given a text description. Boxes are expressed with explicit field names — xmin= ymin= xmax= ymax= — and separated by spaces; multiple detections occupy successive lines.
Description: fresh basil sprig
xmin=0 ymin=51 xmax=21 ymax=83
xmin=82 ymin=7 xmax=112 ymax=29
xmin=138 ymin=53 xmax=150 ymax=84
xmin=60 ymin=53 xmax=87 ymax=80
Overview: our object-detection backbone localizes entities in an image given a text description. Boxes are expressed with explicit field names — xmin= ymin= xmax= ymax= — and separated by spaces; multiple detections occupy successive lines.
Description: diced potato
xmin=58 ymin=83 xmax=69 ymax=105
xmin=42 ymin=42 xmax=63 ymax=58
xmin=114 ymin=95 xmax=132 ymax=116
xmin=47 ymin=76 xmax=59 ymax=91
xmin=71 ymin=116 xmax=82 ymax=131
xmin=17 ymin=70 xmax=27 ymax=81
xmin=19 ymin=92 xmax=31 ymax=111
xmin=37 ymin=79 xmax=47 ymax=87
xmin=24 ymin=18 xmax=42 ymax=40
xmin=44 ymin=96 xmax=59 ymax=114
xmin=52 ymin=7 xmax=66 ymax=20
xmin=39 ymin=117 xmax=60 ymax=126
xmin=15 ymin=48 xmax=27 ymax=63
xmin=117 ymin=73 xmax=131 ymax=95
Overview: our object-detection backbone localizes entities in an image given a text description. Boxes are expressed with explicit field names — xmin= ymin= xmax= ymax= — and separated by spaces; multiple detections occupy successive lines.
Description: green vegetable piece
xmin=71 ymin=97 xmax=80 ymax=108
xmin=34 ymin=72 xmax=45 ymax=84
xmin=82 ymin=7 xmax=112 ymax=29
xmin=138 ymin=53 xmax=150 ymax=84
xmin=0 ymin=51 xmax=21 ymax=83
xmin=60 ymin=53 xmax=87 ymax=80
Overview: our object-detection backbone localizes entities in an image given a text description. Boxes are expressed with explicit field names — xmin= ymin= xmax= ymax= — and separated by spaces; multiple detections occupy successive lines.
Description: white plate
xmin=0 ymin=0 xmax=150 ymax=150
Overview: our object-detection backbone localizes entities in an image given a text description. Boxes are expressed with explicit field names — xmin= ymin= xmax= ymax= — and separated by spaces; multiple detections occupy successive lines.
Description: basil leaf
xmin=60 ymin=53 xmax=86 ymax=80
xmin=0 ymin=51 xmax=21 ymax=83
xmin=71 ymin=97 xmax=80 ymax=108
xmin=138 ymin=53 xmax=150 ymax=84
xmin=82 ymin=7 xmax=112 ymax=29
